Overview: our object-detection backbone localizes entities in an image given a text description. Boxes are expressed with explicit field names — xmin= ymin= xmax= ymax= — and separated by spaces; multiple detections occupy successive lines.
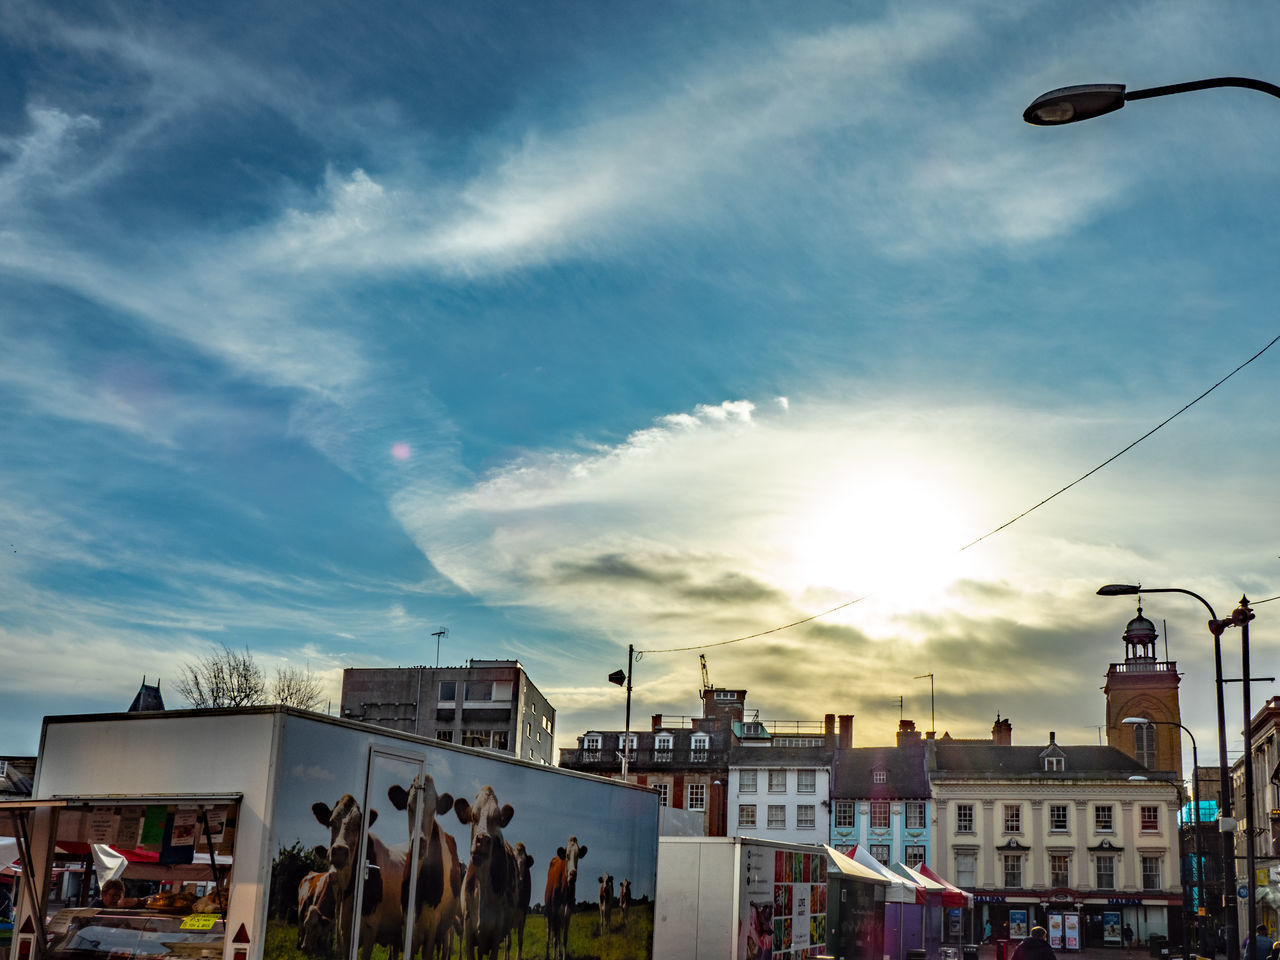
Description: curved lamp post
xmin=1124 ymin=716 xmax=1206 ymax=949
xmin=1098 ymin=584 xmax=1238 ymax=960
xmin=1024 ymin=77 xmax=1280 ymax=125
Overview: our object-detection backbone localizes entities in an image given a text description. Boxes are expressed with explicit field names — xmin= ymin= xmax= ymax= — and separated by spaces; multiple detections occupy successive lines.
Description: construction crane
xmin=700 ymin=654 xmax=711 ymax=692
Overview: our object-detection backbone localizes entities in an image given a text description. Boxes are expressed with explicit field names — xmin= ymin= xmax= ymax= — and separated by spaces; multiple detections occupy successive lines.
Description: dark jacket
xmin=1010 ymin=936 xmax=1057 ymax=960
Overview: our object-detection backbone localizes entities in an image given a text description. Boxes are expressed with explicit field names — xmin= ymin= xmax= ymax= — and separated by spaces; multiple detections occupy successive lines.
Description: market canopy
xmin=846 ymin=844 xmax=925 ymax=904
xmin=916 ymin=863 xmax=974 ymax=908
xmin=824 ymin=845 xmax=891 ymax=885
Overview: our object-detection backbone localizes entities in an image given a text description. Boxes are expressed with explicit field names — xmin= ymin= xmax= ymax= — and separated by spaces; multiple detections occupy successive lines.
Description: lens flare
xmin=391 ymin=442 xmax=411 ymax=460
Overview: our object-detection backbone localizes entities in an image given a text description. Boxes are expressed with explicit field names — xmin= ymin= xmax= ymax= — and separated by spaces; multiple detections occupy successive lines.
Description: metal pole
xmin=1237 ymin=598 xmax=1257 ymax=954
xmin=1213 ymin=621 xmax=1239 ymax=960
xmin=622 ymin=643 xmax=634 ymax=779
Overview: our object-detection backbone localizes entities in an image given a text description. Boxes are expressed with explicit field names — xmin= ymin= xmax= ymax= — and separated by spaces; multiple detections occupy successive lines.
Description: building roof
xmin=831 ymin=745 xmax=930 ymax=798
xmin=728 ymin=744 xmax=833 ymax=767
xmin=0 ymin=757 xmax=36 ymax=798
xmin=128 ymin=678 xmax=165 ymax=712
xmin=931 ymin=743 xmax=1169 ymax=780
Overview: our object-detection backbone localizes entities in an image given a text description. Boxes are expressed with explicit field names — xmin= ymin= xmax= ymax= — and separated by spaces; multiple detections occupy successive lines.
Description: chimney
xmin=652 ymin=714 xmax=663 ymax=731
xmin=838 ymin=714 xmax=853 ymax=749
xmin=992 ymin=716 xmax=1012 ymax=746
xmin=897 ymin=719 xmax=922 ymax=747
xmin=825 ymin=714 xmax=837 ymax=750
xmin=1049 ymin=731 xmax=1056 ymax=744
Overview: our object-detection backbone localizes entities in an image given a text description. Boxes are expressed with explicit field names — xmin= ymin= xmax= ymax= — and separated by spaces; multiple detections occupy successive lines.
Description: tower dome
xmin=1123 ymin=605 xmax=1158 ymax=662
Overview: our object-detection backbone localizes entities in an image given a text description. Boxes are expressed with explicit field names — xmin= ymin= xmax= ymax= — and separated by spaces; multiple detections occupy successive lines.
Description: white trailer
xmin=652 ymin=837 xmax=888 ymax=960
xmin=2 ymin=707 xmax=659 ymax=960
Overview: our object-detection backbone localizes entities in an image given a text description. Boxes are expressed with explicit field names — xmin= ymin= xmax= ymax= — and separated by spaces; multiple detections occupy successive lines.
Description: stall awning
xmin=824 ymin=845 xmax=891 ymax=885
xmin=917 ymin=863 xmax=973 ymax=908
xmin=846 ymin=844 xmax=925 ymax=903
xmin=895 ymin=862 xmax=955 ymax=906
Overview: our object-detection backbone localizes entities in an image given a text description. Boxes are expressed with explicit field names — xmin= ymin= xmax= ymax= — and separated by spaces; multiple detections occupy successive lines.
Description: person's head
xmin=100 ymin=879 xmax=124 ymax=906
xmin=1031 ymin=927 xmax=1047 ymax=941
xmin=1258 ymin=925 xmax=1269 ymax=936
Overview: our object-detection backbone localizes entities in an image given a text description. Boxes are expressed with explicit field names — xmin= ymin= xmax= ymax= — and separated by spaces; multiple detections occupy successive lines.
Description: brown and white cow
xmin=387 ymin=775 xmax=461 ymax=960
xmin=312 ymin=795 xmax=408 ymax=960
xmin=297 ymin=869 xmax=336 ymax=953
xmin=544 ymin=836 xmax=586 ymax=960
xmin=617 ymin=879 xmax=631 ymax=929
xmin=511 ymin=843 xmax=534 ymax=960
xmin=454 ymin=786 xmax=519 ymax=960
xmin=597 ymin=873 xmax=613 ymax=936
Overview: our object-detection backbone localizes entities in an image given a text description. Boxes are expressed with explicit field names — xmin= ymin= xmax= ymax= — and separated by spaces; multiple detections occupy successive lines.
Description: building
xmin=1104 ymin=606 xmax=1184 ymax=779
xmin=929 ymin=719 xmax=1183 ymax=948
xmin=339 ymin=659 xmax=556 ymax=764
xmin=830 ymin=719 xmax=931 ymax=867
xmin=726 ymin=714 xmax=839 ymax=844
xmin=559 ymin=685 xmax=840 ymax=839
xmin=128 ymin=677 xmax=165 ymax=712
xmin=0 ymin=757 xmax=35 ymax=798
xmin=1230 ymin=695 xmax=1280 ymax=936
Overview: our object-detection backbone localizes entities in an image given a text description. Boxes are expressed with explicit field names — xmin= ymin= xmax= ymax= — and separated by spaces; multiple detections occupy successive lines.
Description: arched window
xmin=1135 ymin=722 xmax=1156 ymax=768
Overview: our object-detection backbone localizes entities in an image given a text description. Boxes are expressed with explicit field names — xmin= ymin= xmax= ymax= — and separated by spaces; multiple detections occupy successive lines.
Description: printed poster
xmin=170 ymin=808 xmax=199 ymax=847
xmin=1010 ymin=910 xmax=1029 ymax=939
xmin=1048 ymin=915 xmax=1063 ymax=949
xmin=1065 ymin=914 xmax=1080 ymax=951
xmin=1104 ymin=912 xmax=1122 ymax=944
xmin=87 ymin=809 xmax=118 ymax=845
xmin=115 ymin=811 xmax=141 ymax=849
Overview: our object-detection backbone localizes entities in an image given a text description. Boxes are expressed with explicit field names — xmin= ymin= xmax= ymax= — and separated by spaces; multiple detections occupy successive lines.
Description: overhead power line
xmin=640 ymin=330 xmax=1280 ymax=656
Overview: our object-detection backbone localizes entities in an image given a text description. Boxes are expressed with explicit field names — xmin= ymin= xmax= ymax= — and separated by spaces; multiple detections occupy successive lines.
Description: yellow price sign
xmin=180 ymin=915 xmax=219 ymax=931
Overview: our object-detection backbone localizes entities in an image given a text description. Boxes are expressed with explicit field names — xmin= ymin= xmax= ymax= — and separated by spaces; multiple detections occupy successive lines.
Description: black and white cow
xmin=454 ymin=786 xmax=518 ymax=960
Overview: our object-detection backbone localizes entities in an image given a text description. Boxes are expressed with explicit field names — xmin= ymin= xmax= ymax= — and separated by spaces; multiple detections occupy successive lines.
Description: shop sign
xmin=1107 ymin=897 xmax=1142 ymax=905
xmin=975 ymin=895 xmax=1006 ymax=903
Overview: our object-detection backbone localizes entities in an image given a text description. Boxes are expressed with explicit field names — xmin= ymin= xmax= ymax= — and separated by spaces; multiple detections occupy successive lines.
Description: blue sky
xmin=2 ymin=1 xmax=1278 ymax=765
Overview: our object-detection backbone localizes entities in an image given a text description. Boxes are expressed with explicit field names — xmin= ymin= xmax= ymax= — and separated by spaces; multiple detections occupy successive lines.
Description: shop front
xmin=1080 ymin=893 xmax=1182 ymax=950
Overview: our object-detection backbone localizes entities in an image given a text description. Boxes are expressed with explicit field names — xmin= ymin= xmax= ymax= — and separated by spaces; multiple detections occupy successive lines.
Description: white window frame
xmin=739 ymin=770 xmax=758 ymax=793
xmin=835 ymin=801 xmax=855 ymax=828
xmin=768 ymin=769 xmax=787 ymax=793
xmin=1003 ymin=804 xmax=1021 ymax=833
xmin=870 ymin=844 xmax=890 ymax=864
xmin=797 ymin=805 xmax=816 ymax=830
xmin=956 ymin=803 xmax=975 ymax=833
xmin=1140 ymin=805 xmax=1159 ymax=831
xmin=1096 ymin=854 xmax=1116 ymax=889
xmin=656 ymin=783 xmax=670 ymax=807
xmin=691 ymin=733 xmax=710 ymax=762
xmin=873 ymin=769 xmax=887 ymax=783
xmin=687 ymin=782 xmax=707 ymax=811
xmin=1095 ymin=804 xmax=1114 ymax=832
xmin=905 ymin=801 xmax=926 ymax=830
xmin=1142 ymin=855 xmax=1161 ymax=891
xmin=905 ymin=845 xmax=926 ymax=868
xmin=955 ymin=852 xmax=976 ymax=887
xmin=1049 ymin=804 xmax=1069 ymax=832
xmin=767 ymin=805 xmax=786 ymax=829
xmin=1051 ymin=854 xmax=1070 ymax=888
xmin=1003 ymin=854 xmax=1023 ymax=888
xmin=797 ymin=770 xmax=817 ymax=794
xmin=739 ymin=803 xmax=757 ymax=827
xmin=870 ymin=800 xmax=890 ymax=829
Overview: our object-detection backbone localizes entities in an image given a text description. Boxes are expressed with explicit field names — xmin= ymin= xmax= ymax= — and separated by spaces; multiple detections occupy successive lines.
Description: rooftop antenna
xmin=432 ymin=627 xmax=448 ymax=668
xmin=896 ymin=695 xmax=904 ymax=722
xmin=914 ymin=673 xmax=935 ymax=733
xmin=1093 ymin=724 xmax=1105 ymax=745
xmin=700 ymin=653 xmax=711 ymax=692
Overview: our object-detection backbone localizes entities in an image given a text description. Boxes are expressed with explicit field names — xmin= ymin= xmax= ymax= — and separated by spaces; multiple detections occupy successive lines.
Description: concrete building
xmin=725 ymin=714 xmax=839 ymax=844
xmin=929 ymin=718 xmax=1183 ymax=949
xmin=830 ymin=719 xmax=931 ymax=867
xmin=340 ymin=659 xmax=556 ymax=764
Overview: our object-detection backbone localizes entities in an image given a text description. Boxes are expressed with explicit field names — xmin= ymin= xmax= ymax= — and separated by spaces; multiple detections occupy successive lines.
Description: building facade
xmin=726 ymin=716 xmax=838 ymax=844
xmin=930 ymin=723 xmax=1182 ymax=948
xmin=1104 ymin=607 xmax=1184 ymax=779
xmin=830 ymin=720 xmax=932 ymax=868
xmin=340 ymin=659 xmax=556 ymax=764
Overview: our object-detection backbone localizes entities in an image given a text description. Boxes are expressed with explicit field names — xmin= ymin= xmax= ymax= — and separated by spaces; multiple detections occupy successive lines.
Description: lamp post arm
xmin=1126 ymin=77 xmax=1280 ymax=104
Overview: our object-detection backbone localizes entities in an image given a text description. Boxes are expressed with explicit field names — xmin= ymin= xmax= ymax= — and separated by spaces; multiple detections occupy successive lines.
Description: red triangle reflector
xmin=20 ymin=916 xmax=35 ymax=934
xmin=233 ymin=924 xmax=250 ymax=944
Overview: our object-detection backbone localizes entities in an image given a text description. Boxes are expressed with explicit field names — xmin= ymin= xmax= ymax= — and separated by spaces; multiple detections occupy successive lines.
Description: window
xmin=956 ymin=803 xmax=975 ymax=833
xmin=1044 ymin=756 xmax=1064 ymax=771
xmin=797 ymin=805 xmax=816 ymax=830
xmin=1003 ymin=804 xmax=1021 ymax=833
xmin=769 ymin=770 xmax=787 ymax=793
xmin=656 ymin=783 xmax=669 ymax=807
xmin=1142 ymin=855 xmax=1161 ymax=891
xmin=1050 ymin=804 xmax=1069 ymax=832
xmin=462 ymin=729 xmax=490 ymax=748
xmin=955 ymin=853 xmax=976 ymax=887
xmin=873 ymin=769 xmax=887 ymax=783
xmin=1096 ymin=854 xmax=1115 ymax=889
xmin=1135 ymin=722 xmax=1156 ymax=768
xmin=775 ymin=737 xmax=825 ymax=747
xmin=526 ymin=722 xmax=532 ymax=736
xmin=797 ymin=770 xmax=816 ymax=794
xmin=1140 ymin=805 xmax=1159 ymax=831
xmin=715 ymin=690 xmax=738 ymax=700
xmin=439 ymin=680 xmax=457 ymax=702
xmin=740 ymin=770 xmax=758 ymax=793
xmin=691 ymin=734 xmax=709 ymax=762
xmin=1003 ymin=854 xmax=1023 ymax=889
xmin=654 ymin=733 xmax=673 ymax=761
xmin=464 ymin=680 xmax=493 ymax=701
xmin=870 ymin=801 xmax=890 ymax=829
xmin=906 ymin=801 xmax=926 ymax=830
xmin=1095 ymin=805 xmax=1114 ymax=832
xmin=0 ymin=760 xmax=7 ymax=777
xmin=688 ymin=783 xmax=707 ymax=811
xmin=739 ymin=804 xmax=757 ymax=828
xmin=529 ymin=749 xmax=535 ymax=759
xmin=620 ymin=733 xmax=637 ymax=752
xmin=835 ymin=801 xmax=855 ymax=828
xmin=768 ymin=805 xmax=786 ymax=829
xmin=491 ymin=730 xmax=508 ymax=750
xmin=870 ymin=844 xmax=891 ymax=864
xmin=905 ymin=845 xmax=926 ymax=868
xmin=436 ymin=730 xmax=453 ymax=743
xmin=1051 ymin=854 xmax=1070 ymax=888
xmin=583 ymin=734 xmax=602 ymax=758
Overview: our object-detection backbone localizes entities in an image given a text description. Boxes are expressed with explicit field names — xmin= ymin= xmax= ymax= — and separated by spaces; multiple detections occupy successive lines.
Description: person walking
xmin=985 ymin=921 xmax=993 ymax=944
xmin=1010 ymin=926 xmax=1057 ymax=960
xmin=1123 ymin=924 xmax=1135 ymax=956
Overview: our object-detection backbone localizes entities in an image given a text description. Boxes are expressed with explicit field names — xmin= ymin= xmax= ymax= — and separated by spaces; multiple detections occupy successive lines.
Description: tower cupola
xmin=1122 ymin=605 xmax=1158 ymax=662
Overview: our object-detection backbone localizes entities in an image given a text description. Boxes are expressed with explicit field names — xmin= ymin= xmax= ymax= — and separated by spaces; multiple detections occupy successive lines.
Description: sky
xmin=2 ymin=0 xmax=1278 ymax=768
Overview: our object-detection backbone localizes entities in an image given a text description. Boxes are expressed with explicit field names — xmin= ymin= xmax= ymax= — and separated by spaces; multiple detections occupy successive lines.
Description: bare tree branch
xmin=272 ymin=665 xmax=324 ymax=711
xmin=176 ymin=645 xmax=267 ymax=708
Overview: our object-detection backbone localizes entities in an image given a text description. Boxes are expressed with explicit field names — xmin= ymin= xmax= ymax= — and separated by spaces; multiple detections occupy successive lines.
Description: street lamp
xmin=1024 ymin=77 xmax=1280 ymax=125
xmin=1124 ymin=716 xmax=1206 ymax=949
xmin=1098 ymin=584 xmax=1239 ymax=960
xmin=608 ymin=644 xmax=635 ymax=778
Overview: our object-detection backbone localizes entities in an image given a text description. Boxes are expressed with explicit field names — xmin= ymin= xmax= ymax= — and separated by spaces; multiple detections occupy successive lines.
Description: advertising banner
xmin=1064 ymin=913 xmax=1080 ymax=951
xmin=1104 ymin=911 xmax=1122 ymax=943
xmin=1048 ymin=915 xmax=1063 ymax=949
xmin=1010 ymin=910 xmax=1029 ymax=940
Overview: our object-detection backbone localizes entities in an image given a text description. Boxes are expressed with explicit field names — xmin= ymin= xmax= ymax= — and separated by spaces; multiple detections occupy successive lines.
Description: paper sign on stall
xmin=115 ymin=812 xmax=141 ymax=849
xmin=87 ymin=809 xmax=118 ymax=845
xmin=170 ymin=809 xmax=199 ymax=847
xmin=203 ymin=807 xmax=226 ymax=844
